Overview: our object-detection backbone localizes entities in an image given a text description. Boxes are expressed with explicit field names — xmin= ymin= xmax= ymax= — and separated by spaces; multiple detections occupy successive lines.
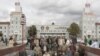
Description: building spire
xmin=84 ymin=0 xmax=92 ymax=14
xmin=85 ymin=3 xmax=90 ymax=8
xmin=15 ymin=0 xmax=22 ymax=12
xmin=85 ymin=0 xmax=91 ymax=8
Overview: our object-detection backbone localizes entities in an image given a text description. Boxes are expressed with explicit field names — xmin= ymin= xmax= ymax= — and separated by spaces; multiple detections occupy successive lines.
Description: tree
xmin=68 ymin=22 xmax=80 ymax=36
xmin=28 ymin=25 xmax=37 ymax=38
xmin=28 ymin=25 xmax=37 ymax=50
xmin=67 ymin=23 xmax=80 ymax=44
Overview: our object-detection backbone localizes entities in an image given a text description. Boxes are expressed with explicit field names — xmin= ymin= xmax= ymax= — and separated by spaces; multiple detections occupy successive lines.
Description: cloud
xmin=0 ymin=0 xmax=100 ymax=26
xmin=0 ymin=9 xmax=9 ymax=21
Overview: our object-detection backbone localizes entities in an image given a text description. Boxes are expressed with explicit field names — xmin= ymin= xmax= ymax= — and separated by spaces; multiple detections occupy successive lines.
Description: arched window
xmin=41 ymin=26 xmax=44 ymax=30
xmin=46 ymin=26 xmax=49 ymax=30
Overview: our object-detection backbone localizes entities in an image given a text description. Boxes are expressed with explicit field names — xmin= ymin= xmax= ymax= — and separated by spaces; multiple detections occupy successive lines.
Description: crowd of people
xmin=0 ymin=36 xmax=18 ymax=49
xmin=28 ymin=37 xmax=80 ymax=56
xmin=84 ymin=36 xmax=100 ymax=48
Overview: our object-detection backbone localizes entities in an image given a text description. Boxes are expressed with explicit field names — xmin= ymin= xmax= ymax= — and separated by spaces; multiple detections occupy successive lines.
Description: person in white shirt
xmin=90 ymin=39 xmax=99 ymax=48
xmin=8 ymin=37 xmax=14 ymax=47
xmin=43 ymin=45 xmax=47 ymax=52
xmin=43 ymin=51 xmax=50 ymax=56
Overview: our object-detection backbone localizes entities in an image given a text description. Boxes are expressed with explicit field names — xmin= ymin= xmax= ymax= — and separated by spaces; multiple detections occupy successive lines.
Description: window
xmin=0 ymin=27 xmax=2 ymax=29
xmin=20 ymin=30 xmax=21 ymax=33
xmin=38 ymin=30 xmax=40 ymax=32
xmin=20 ymin=35 xmax=21 ymax=38
xmin=5 ymin=27 xmax=6 ymax=29
xmin=12 ymin=21 xmax=13 ymax=24
xmin=16 ymin=17 xmax=18 ymax=20
xmin=41 ymin=26 xmax=44 ymax=30
xmin=84 ymin=31 xmax=86 ymax=33
xmin=16 ymin=21 xmax=17 ymax=24
xmin=54 ymin=30 xmax=56 ymax=32
xmin=46 ymin=26 xmax=49 ymax=30
xmin=92 ymin=35 xmax=94 ymax=38
xmin=12 ymin=31 xmax=13 ymax=33
xmin=92 ymin=31 xmax=94 ymax=33
xmin=16 ymin=26 xmax=17 ymax=28
xmin=0 ymin=31 xmax=2 ymax=33
xmin=12 ymin=26 xmax=13 ymax=28
xmin=84 ymin=26 xmax=86 ymax=28
xmin=4 ymin=35 xmax=6 ymax=38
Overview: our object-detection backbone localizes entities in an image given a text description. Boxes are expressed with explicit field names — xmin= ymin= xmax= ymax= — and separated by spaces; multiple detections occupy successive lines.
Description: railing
xmin=79 ymin=44 xmax=100 ymax=56
xmin=0 ymin=44 xmax=26 ymax=56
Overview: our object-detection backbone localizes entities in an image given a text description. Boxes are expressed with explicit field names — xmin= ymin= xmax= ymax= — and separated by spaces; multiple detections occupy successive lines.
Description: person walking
xmin=90 ymin=39 xmax=99 ymax=48
xmin=34 ymin=45 xmax=42 ymax=56
xmin=8 ymin=37 xmax=14 ymax=47
xmin=0 ymin=37 xmax=6 ymax=49
xmin=5 ymin=38 xmax=8 ymax=46
xmin=66 ymin=47 xmax=73 ymax=56
xmin=43 ymin=51 xmax=50 ymax=56
xmin=69 ymin=44 xmax=76 ymax=56
xmin=42 ymin=45 xmax=47 ymax=54
xmin=74 ymin=45 xmax=79 ymax=56
xmin=84 ymin=37 xmax=87 ymax=45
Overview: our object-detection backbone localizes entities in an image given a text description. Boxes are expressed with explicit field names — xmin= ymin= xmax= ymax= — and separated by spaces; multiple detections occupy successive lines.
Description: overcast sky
xmin=0 ymin=0 xmax=100 ymax=26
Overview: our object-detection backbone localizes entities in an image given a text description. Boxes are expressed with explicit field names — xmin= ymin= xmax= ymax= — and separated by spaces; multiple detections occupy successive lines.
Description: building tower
xmin=10 ymin=1 xmax=26 ymax=43
xmin=81 ymin=2 xmax=96 ymax=39
xmin=15 ymin=0 xmax=22 ymax=12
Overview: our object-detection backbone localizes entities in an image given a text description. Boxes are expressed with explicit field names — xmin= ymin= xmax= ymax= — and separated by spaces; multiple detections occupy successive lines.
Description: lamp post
xmin=20 ymin=14 xmax=26 ymax=45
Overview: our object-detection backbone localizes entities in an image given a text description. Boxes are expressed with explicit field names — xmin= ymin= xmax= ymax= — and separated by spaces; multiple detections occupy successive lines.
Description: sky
xmin=0 ymin=0 xmax=100 ymax=26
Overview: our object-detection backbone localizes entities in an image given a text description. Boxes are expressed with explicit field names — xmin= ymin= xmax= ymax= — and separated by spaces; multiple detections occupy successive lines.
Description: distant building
xmin=96 ymin=23 xmax=100 ymax=39
xmin=9 ymin=1 xmax=26 ymax=41
xmin=36 ymin=24 xmax=68 ymax=38
xmin=0 ymin=22 xmax=10 ymax=39
xmin=0 ymin=1 xmax=26 ymax=42
xmin=80 ymin=2 xmax=100 ymax=39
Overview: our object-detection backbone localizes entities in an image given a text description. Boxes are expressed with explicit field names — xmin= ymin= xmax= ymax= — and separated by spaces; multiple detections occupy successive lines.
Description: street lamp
xmin=20 ymin=14 xmax=26 ymax=45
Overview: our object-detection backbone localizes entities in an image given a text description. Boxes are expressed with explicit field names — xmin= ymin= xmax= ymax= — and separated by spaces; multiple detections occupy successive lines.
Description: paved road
xmin=25 ymin=44 xmax=35 ymax=56
xmin=26 ymin=50 xmax=34 ymax=56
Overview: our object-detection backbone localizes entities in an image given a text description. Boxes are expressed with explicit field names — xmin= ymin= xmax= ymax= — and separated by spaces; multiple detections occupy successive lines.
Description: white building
xmin=81 ymin=2 xmax=100 ymax=39
xmin=0 ymin=22 xmax=10 ymax=39
xmin=10 ymin=1 xmax=26 ymax=41
xmin=0 ymin=1 xmax=26 ymax=42
xmin=36 ymin=23 xmax=68 ymax=38
xmin=96 ymin=23 xmax=100 ymax=39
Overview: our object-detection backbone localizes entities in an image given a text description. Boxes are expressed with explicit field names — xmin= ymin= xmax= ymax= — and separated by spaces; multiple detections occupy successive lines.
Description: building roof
xmin=84 ymin=12 xmax=94 ymax=16
xmin=10 ymin=12 xmax=22 ymax=16
xmin=0 ymin=22 xmax=10 ymax=25
xmin=95 ymin=23 xmax=100 ymax=25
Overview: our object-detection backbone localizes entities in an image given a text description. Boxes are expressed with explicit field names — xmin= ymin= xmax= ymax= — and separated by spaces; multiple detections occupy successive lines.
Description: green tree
xmin=67 ymin=23 xmax=80 ymax=44
xmin=28 ymin=25 xmax=37 ymax=38
xmin=68 ymin=22 xmax=80 ymax=37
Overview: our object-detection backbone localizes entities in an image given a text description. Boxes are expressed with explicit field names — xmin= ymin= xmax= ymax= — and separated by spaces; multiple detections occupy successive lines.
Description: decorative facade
xmin=81 ymin=3 xmax=100 ymax=39
xmin=0 ymin=22 xmax=10 ymax=39
xmin=36 ymin=24 xmax=68 ymax=38
xmin=96 ymin=23 xmax=100 ymax=39
xmin=0 ymin=1 xmax=26 ymax=42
